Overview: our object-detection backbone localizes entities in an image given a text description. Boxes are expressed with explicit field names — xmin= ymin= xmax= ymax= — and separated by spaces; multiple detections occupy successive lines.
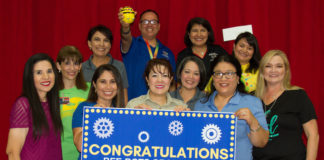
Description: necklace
xmin=263 ymin=89 xmax=285 ymax=117
xmin=192 ymin=47 xmax=207 ymax=58
xmin=264 ymin=98 xmax=277 ymax=117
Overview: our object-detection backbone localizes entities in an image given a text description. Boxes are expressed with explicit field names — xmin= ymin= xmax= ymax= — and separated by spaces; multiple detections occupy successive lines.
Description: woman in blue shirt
xmin=72 ymin=64 xmax=125 ymax=157
xmin=194 ymin=54 xmax=269 ymax=160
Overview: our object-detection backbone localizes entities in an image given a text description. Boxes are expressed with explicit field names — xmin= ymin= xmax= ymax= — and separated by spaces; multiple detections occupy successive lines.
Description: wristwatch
xmin=121 ymin=28 xmax=131 ymax=34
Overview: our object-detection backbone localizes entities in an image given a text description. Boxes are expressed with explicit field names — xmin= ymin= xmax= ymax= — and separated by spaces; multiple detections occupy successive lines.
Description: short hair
xmin=56 ymin=45 xmax=88 ymax=90
xmin=184 ymin=17 xmax=215 ymax=47
xmin=202 ymin=54 xmax=246 ymax=103
xmin=22 ymin=53 xmax=62 ymax=138
xmin=87 ymin=25 xmax=113 ymax=44
xmin=144 ymin=59 xmax=174 ymax=87
xmin=176 ymin=56 xmax=207 ymax=90
xmin=255 ymin=50 xmax=300 ymax=98
xmin=139 ymin=9 xmax=160 ymax=21
xmin=87 ymin=64 xmax=125 ymax=108
xmin=233 ymin=32 xmax=261 ymax=73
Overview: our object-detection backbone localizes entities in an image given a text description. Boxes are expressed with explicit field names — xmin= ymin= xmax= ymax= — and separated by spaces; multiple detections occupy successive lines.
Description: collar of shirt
xmin=207 ymin=91 xmax=241 ymax=109
xmin=241 ymin=63 xmax=250 ymax=72
xmin=143 ymin=91 xmax=174 ymax=108
xmin=139 ymin=35 xmax=163 ymax=49
xmin=87 ymin=54 xmax=113 ymax=70
xmin=174 ymin=87 xmax=204 ymax=103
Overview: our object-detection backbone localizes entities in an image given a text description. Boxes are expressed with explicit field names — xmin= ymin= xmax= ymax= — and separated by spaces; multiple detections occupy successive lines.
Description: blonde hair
xmin=255 ymin=50 xmax=300 ymax=98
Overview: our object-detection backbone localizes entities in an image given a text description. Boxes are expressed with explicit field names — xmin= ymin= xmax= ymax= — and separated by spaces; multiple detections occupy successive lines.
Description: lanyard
xmin=144 ymin=39 xmax=159 ymax=59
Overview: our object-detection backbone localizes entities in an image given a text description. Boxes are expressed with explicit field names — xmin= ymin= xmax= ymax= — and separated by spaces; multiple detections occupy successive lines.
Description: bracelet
xmin=121 ymin=28 xmax=131 ymax=34
xmin=250 ymin=124 xmax=261 ymax=133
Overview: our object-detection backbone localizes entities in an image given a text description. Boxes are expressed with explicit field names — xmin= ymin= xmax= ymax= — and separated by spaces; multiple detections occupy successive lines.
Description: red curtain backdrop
xmin=1 ymin=0 xmax=323 ymax=158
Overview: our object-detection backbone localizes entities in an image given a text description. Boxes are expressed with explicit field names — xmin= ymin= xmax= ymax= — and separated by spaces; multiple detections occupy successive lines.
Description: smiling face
xmin=139 ymin=12 xmax=160 ymax=40
xmin=88 ymin=31 xmax=111 ymax=57
xmin=263 ymin=55 xmax=285 ymax=86
xmin=189 ymin=24 xmax=208 ymax=47
xmin=94 ymin=70 xmax=117 ymax=105
xmin=234 ymin=38 xmax=254 ymax=65
xmin=180 ymin=61 xmax=200 ymax=90
xmin=146 ymin=65 xmax=172 ymax=96
xmin=33 ymin=60 xmax=55 ymax=99
xmin=212 ymin=62 xmax=239 ymax=97
xmin=56 ymin=58 xmax=81 ymax=82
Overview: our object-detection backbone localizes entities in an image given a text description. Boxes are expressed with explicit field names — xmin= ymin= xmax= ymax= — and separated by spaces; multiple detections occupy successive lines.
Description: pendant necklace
xmin=192 ymin=47 xmax=206 ymax=58
xmin=264 ymin=98 xmax=277 ymax=117
xmin=263 ymin=89 xmax=285 ymax=117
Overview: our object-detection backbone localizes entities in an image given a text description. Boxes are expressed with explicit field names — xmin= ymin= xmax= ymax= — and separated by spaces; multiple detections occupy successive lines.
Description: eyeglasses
xmin=140 ymin=20 xmax=159 ymax=25
xmin=212 ymin=71 xmax=237 ymax=79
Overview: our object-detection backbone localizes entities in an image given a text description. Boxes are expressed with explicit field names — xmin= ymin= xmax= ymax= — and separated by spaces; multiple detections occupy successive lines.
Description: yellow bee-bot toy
xmin=120 ymin=6 xmax=135 ymax=24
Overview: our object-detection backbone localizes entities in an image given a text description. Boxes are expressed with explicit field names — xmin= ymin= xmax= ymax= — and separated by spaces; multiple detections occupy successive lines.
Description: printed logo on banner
xmin=81 ymin=107 xmax=237 ymax=160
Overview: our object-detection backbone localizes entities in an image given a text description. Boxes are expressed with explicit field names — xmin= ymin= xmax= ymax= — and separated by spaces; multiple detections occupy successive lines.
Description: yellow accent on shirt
xmin=241 ymin=63 xmax=258 ymax=93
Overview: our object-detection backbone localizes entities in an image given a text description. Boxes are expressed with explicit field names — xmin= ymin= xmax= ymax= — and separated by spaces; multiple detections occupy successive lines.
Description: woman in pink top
xmin=6 ymin=53 xmax=63 ymax=160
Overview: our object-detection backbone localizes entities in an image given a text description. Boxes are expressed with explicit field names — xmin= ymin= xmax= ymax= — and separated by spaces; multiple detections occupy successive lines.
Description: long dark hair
xmin=87 ymin=64 xmax=125 ymax=108
xmin=202 ymin=54 xmax=246 ymax=103
xmin=56 ymin=45 xmax=88 ymax=90
xmin=184 ymin=17 xmax=215 ymax=47
xmin=176 ymin=56 xmax=207 ymax=90
xmin=22 ymin=53 xmax=62 ymax=138
xmin=233 ymin=32 xmax=261 ymax=73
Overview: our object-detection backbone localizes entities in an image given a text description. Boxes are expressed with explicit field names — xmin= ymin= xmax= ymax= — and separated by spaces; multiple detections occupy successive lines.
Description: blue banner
xmin=81 ymin=107 xmax=237 ymax=160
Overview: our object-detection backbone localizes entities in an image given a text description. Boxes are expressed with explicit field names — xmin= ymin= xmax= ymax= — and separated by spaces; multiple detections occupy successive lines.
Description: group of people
xmin=6 ymin=8 xmax=318 ymax=160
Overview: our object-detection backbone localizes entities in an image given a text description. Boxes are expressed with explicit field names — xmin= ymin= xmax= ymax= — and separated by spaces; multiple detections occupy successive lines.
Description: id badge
xmin=59 ymin=97 xmax=70 ymax=104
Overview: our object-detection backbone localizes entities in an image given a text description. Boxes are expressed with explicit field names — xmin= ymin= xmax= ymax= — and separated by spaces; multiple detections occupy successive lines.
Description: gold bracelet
xmin=250 ymin=124 xmax=261 ymax=133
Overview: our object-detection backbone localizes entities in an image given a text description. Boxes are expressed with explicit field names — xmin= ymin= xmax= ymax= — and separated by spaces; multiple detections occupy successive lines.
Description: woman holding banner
xmin=194 ymin=54 xmax=268 ymax=160
xmin=72 ymin=64 xmax=125 ymax=157
xmin=126 ymin=58 xmax=188 ymax=111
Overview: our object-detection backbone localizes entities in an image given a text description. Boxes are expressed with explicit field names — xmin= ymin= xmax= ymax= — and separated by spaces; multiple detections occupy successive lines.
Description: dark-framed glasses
xmin=140 ymin=20 xmax=159 ymax=25
xmin=213 ymin=71 xmax=237 ymax=79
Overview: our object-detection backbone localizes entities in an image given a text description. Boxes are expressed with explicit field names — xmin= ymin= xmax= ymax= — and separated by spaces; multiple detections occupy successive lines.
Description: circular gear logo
xmin=93 ymin=117 xmax=114 ymax=139
xmin=168 ymin=120 xmax=183 ymax=136
xmin=201 ymin=124 xmax=222 ymax=144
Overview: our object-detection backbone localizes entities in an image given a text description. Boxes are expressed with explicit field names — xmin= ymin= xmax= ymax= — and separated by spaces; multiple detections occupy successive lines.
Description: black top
xmin=253 ymin=89 xmax=317 ymax=160
xmin=176 ymin=44 xmax=228 ymax=87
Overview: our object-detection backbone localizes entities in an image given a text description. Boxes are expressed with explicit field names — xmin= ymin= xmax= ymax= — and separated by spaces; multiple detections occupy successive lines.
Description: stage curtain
xmin=0 ymin=0 xmax=322 ymax=158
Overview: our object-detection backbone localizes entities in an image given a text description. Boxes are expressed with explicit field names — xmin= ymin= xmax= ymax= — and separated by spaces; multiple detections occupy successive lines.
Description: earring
xmin=58 ymin=70 xmax=61 ymax=73
xmin=78 ymin=70 xmax=80 ymax=73
xmin=237 ymin=81 xmax=239 ymax=84
xmin=89 ymin=47 xmax=92 ymax=51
